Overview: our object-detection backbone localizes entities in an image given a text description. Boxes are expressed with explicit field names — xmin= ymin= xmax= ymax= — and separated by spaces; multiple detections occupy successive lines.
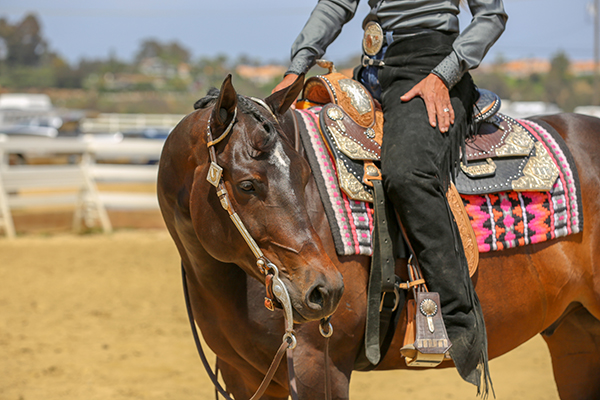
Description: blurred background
xmin=1 ymin=0 xmax=600 ymax=115
xmin=1 ymin=0 xmax=598 ymax=235
xmin=0 ymin=1 xmax=587 ymax=399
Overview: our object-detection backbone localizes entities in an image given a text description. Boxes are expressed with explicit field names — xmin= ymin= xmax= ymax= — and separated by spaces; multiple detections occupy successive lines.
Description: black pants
xmin=366 ymin=31 xmax=490 ymax=392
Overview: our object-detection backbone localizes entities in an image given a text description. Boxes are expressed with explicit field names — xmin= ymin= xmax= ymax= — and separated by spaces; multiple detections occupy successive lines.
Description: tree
xmin=0 ymin=13 xmax=47 ymax=67
xmin=134 ymin=39 xmax=191 ymax=65
xmin=195 ymin=54 xmax=230 ymax=91
xmin=544 ymin=51 xmax=572 ymax=109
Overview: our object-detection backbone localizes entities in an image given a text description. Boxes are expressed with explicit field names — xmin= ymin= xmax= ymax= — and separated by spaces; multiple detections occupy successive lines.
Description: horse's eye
xmin=239 ymin=181 xmax=255 ymax=192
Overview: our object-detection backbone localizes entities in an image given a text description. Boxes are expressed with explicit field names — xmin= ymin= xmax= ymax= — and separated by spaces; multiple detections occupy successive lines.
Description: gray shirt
xmin=287 ymin=0 xmax=508 ymax=88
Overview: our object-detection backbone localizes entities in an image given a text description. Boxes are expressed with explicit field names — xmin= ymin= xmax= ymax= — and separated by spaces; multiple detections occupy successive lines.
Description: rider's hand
xmin=401 ymin=74 xmax=454 ymax=133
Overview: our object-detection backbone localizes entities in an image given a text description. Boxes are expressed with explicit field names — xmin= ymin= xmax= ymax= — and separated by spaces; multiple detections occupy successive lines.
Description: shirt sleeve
xmin=286 ymin=0 xmax=360 ymax=76
xmin=432 ymin=0 xmax=508 ymax=88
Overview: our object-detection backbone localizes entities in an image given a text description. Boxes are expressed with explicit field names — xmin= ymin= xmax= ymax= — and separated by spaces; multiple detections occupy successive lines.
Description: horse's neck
xmin=189 ymin=251 xmax=250 ymax=304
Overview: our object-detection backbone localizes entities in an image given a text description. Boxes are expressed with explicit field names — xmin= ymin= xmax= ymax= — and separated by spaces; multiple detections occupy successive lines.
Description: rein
xmin=182 ymin=264 xmax=295 ymax=400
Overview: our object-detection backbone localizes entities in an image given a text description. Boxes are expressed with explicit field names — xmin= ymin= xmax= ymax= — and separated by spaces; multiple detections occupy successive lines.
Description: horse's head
xmin=160 ymin=74 xmax=344 ymax=323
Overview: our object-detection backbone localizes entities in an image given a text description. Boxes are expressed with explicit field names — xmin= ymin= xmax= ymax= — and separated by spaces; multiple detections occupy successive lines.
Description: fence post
xmin=0 ymin=136 xmax=16 ymax=238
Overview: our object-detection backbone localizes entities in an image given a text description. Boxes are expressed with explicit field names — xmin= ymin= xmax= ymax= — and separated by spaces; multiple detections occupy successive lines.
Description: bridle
xmin=205 ymin=100 xmax=296 ymax=339
xmin=183 ymin=97 xmax=333 ymax=400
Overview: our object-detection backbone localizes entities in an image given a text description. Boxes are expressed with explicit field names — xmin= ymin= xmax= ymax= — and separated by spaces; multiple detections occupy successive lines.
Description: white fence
xmin=89 ymin=135 xmax=163 ymax=210
xmin=80 ymin=113 xmax=184 ymax=134
xmin=0 ymin=134 xmax=165 ymax=238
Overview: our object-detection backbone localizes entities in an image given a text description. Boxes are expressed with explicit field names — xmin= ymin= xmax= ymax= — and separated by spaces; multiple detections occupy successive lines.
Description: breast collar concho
xmin=205 ymin=101 xmax=297 ymax=346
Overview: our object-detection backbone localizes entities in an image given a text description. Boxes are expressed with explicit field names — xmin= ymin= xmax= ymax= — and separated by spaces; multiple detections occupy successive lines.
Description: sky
xmin=1 ymin=0 xmax=598 ymax=67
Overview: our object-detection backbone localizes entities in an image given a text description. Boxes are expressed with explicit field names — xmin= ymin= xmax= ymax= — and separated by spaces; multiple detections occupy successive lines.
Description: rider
xmin=273 ymin=0 xmax=507 ymax=395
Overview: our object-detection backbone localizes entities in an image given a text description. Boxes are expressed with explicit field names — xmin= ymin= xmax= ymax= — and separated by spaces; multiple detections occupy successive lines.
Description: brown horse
xmin=157 ymin=74 xmax=600 ymax=400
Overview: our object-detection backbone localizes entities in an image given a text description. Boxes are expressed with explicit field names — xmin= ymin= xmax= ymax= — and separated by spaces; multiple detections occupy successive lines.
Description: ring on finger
xmin=443 ymin=108 xmax=450 ymax=113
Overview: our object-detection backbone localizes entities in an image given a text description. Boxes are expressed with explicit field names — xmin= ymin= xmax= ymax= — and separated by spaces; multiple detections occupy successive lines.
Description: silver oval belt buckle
xmin=362 ymin=21 xmax=384 ymax=56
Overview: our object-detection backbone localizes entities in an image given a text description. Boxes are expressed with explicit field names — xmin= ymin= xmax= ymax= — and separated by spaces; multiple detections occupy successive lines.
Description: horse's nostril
xmin=307 ymin=285 xmax=325 ymax=310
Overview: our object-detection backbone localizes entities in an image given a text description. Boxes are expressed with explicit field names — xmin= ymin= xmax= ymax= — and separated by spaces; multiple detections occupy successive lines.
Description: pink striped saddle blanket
xmin=294 ymin=107 xmax=583 ymax=256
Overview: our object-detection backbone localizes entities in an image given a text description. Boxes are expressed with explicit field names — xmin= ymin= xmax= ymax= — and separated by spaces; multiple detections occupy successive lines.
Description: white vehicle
xmin=0 ymin=93 xmax=62 ymax=138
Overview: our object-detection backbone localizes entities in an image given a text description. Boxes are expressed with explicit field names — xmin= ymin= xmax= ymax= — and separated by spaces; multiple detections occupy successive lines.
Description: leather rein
xmin=183 ymin=98 xmax=333 ymax=400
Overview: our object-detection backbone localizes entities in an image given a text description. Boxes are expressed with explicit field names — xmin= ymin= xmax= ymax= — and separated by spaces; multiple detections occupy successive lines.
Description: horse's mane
xmin=193 ymin=88 xmax=221 ymax=110
xmin=194 ymin=89 xmax=278 ymax=155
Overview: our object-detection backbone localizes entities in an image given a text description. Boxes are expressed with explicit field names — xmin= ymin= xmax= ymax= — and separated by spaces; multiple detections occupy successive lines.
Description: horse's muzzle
xmin=292 ymin=271 xmax=344 ymax=322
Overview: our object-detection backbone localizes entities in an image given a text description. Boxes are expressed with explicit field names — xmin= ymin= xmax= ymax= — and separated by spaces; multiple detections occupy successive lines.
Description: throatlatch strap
xmin=365 ymin=180 xmax=396 ymax=365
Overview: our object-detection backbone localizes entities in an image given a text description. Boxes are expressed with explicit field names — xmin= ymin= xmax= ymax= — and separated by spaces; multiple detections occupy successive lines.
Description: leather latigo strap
xmin=365 ymin=180 xmax=402 ymax=365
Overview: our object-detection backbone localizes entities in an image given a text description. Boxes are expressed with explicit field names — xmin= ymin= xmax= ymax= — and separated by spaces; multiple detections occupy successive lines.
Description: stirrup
xmin=401 ymin=292 xmax=452 ymax=368
xmin=400 ymin=344 xmax=449 ymax=367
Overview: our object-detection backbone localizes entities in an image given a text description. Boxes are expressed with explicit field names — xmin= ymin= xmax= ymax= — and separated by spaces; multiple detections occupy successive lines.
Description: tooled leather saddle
xmin=300 ymin=67 xmax=556 ymax=200
xmin=314 ymin=89 xmax=549 ymax=191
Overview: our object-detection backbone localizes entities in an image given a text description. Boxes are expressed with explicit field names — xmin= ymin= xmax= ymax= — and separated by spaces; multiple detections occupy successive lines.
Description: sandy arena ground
xmin=0 ymin=211 xmax=561 ymax=400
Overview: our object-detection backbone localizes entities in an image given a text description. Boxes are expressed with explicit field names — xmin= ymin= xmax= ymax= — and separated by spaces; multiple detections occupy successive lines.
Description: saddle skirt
xmin=457 ymin=113 xmax=560 ymax=194
xmin=294 ymin=72 xmax=584 ymax=256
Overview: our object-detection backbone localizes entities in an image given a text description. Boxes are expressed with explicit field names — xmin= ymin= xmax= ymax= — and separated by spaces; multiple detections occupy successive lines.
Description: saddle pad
xmin=462 ymin=182 xmax=582 ymax=252
xmin=462 ymin=117 xmax=584 ymax=252
xmin=297 ymin=107 xmax=584 ymax=256
xmin=296 ymin=107 xmax=375 ymax=256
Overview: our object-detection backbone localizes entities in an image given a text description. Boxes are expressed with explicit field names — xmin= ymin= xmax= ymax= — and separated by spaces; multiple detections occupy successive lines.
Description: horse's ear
xmin=264 ymin=73 xmax=305 ymax=116
xmin=211 ymin=74 xmax=238 ymax=135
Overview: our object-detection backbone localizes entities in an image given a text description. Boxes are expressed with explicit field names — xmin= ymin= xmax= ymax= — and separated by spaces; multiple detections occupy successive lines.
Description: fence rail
xmin=80 ymin=113 xmax=184 ymax=133
xmin=0 ymin=134 xmax=165 ymax=238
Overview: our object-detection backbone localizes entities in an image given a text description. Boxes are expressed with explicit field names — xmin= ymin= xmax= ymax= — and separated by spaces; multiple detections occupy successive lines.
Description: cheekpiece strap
xmin=206 ymin=107 xmax=238 ymax=148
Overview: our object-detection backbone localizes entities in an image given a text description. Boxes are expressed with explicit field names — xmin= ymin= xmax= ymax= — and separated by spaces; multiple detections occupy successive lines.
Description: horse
xmin=157 ymin=74 xmax=600 ymax=400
